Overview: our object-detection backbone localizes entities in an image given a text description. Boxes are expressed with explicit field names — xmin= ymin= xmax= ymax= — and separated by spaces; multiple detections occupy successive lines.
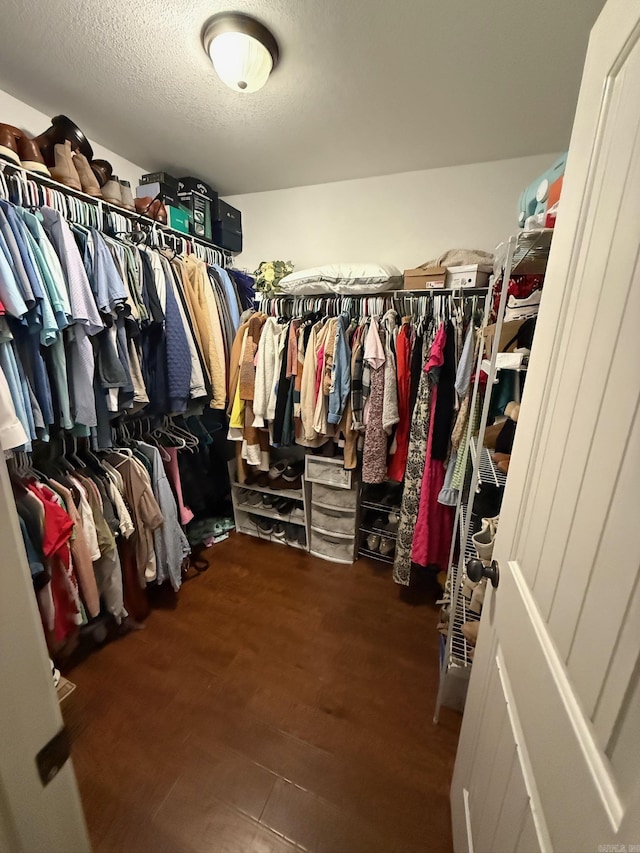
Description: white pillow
xmin=278 ymin=262 xmax=402 ymax=295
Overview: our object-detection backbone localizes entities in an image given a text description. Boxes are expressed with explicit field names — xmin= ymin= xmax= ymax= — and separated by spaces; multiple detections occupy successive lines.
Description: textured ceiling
xmin=0 ymin=0 xmax=604 ymax=195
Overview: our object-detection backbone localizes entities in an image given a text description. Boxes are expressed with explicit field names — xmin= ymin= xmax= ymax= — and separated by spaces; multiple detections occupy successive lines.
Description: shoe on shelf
xmin=49 ymin=141 xmax=82 ymax=192
xmin=17 ymin=136 xmax=50 ymax=176
xmin=297 ymin=526 xmax=307 ymax=547
xmin=272 ymin=522 xmax=286 ymax=540
xmin=135 ymin=195 xmax=168 ymax=223
xmin=246 ymin=491 xmax=262 ymax=506
xmin=119 ymin=179 xmax=136 ymax=211
xmin=262 ymin=493 xmax=278 ymax=509
xmin=461 ymin=621 xmax=479 ymax=647
xmin=32 ymin=114 xmax=93 ymax=167
xmin=256 ymin=517 xmax=274 ymax=536
xmin=72 ymin=151 xmax=101 ymax=197
xmin=496 ymin=456 xmax=511 ymax=474
xmin=469 ymin=578 xmax=487 ymax=614
xmin=268 ymin=460 xmax=289 ymax=480
xmin=461 ymin=574 xmax=477 ymax=600
xmin=483 ymin=421 xmax=503 ymax=449
xmin=102 ymin=176 xmax=123 ymax=207
xmin=379 ymin=536 xmax=395 ymax=558
xmin=283 ymin=460 xmax=304 ymax=482
xmin=472 ymin=517 xmax=498 ymax=563
xmin=290 ymin=504 xmax=304 ymax=522
xmin=366 ymin=532 xmax=381 ymax=551
xmin=0 ymin=124 xmax=24 ymax=166
xmin=275 ymin=498 xmax=294 ymax=515
xmin=90 ymin=158 xmax=113 ymax=187
xmin=285 ymin=524 xmax=298 ymax=546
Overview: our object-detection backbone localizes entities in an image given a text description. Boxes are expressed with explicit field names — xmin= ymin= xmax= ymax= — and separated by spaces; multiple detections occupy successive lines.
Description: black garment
xmin=408 ymin=332 xmax=424 ymax=420
xmin=272 ymin=322 xmax=292 ymax=446
xmin=139 ymin=252 xmax=168 ymax=414
xmin=431 ymin=321 xmax=456 ymax=461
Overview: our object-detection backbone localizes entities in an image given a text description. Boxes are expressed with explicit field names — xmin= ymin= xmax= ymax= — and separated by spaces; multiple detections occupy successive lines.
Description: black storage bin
xmin=213 ymin=222 xmax=243 ymax=253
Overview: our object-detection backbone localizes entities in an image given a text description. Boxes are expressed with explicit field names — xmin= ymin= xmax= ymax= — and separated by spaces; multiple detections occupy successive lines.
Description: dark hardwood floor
xmin=62 ymin=533 xmax=461 ymax=853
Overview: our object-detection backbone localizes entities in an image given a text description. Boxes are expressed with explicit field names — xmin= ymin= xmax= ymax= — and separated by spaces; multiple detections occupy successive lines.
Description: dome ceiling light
xmin=202 ymin=12 xmax=279 ymax=94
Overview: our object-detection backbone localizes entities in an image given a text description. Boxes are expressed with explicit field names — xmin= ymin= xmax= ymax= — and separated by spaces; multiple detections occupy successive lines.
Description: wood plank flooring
xmin=62 ymin=533 xmax=461 ymax=853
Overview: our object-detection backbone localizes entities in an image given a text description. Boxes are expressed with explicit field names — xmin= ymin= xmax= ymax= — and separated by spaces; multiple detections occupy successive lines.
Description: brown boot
xmin=119 ymin=180 xmax=135 ymax=212
xmin=90 ymin=159 xmax=113 ymax=188
xmin=135 ymin=196 xmax=168 ymax=224
xmin=72 ymin=151 xmax=101 ymax=197
xmin=18 ymin=137 xmax=50 ymax=176
xmin=50 ymin=141 xmax=82 ymax=191
xmin=32 ymin=115 xmax=93 ymax=167
xmin=0 ymin=124 xmax=24 ymax=166
xmin=102 ymin=177 xmax=123 ymax=207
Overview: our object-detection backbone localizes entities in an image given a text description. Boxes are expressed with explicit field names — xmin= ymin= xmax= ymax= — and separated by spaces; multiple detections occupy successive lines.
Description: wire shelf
xmin=470 ymin=438 xmax=508 ymax=488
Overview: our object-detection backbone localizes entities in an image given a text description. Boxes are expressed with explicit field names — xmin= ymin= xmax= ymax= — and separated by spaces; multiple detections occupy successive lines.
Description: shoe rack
xmin=228 ymin=457 xmax=310 ymax=552
xmin=434 ymin=229 xmax=553 ymax=722
xmin=357 ymin=482 xmax=402 ymax=564
xmin=0 ymin=159 xmax=234 ymax=266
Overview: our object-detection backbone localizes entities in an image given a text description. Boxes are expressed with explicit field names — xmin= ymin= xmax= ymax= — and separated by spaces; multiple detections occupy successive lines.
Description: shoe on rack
xmin=119 ymin=179 xmax=136 ymax=212
xmin=472 ymin=517 xmax=498 ymax=563
xmin=262 ymin=493 xmax=278 ymax=509
xmin=461 ymin=621 xmax=479 ymax=646
xmin=102 ymin=176 xmax=123 ymax=207
xmin=366 ymin=532 xmax=381 ymax=551
xmin=275 ymin=498 xmax=294 ymax=515
xmin=285 ymin=524 xmax=298 ymax=546
xmin=483 ymin=422 xmax=503 ymax=450
xmin=72 ymin=151 xmax=101 ymax=197
xmin=379 ymin=536 xmax=395 ymax=558
xmin=290 ymin=504 xmax=304 ymax=522
xmin=49 ymin=141 xmax=82 ymax=192
xmin=469 ymin=579 xmax=487 ymax=614
xmin=461 ymin=574 xmax=477 ymax=600
xmin=496 ymin=457 xmax=510 ymax=474
xmin=283 ymin=460 xmax=304 ymax=482
xmin=504 ymin=401 xmax=520 ymax=422
xmin=256 ymin=517 xmax=274 ymax=536
xmin=17 ymin=136 xmax=50 ymax=176
xmin=0 ymin=124 xmax=24 ymax=166
xmin=246 ymin=491 xmax=262 ymax=506
xmin=297 ymin=526 xmax=307 ymax=548
xmin=272 ymin=522 xmax=286 ymax=540
xmin=268 ymin=460 xmax=289 ymax=480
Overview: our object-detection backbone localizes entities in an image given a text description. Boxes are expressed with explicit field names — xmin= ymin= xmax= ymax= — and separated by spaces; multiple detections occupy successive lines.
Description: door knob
xmin=466 ymin=557 xmax=500 ymax=589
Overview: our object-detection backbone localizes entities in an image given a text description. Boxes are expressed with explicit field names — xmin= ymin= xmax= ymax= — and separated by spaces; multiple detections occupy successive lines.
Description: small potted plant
xmin=254 ymin=260 xmax=293 ymax=297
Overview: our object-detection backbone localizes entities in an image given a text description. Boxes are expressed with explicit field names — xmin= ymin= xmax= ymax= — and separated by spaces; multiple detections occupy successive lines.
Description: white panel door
xmin=0 ymin=452 xmax=89 ymax=851
xmin=451 ymin=0 xmax=640 ymax=850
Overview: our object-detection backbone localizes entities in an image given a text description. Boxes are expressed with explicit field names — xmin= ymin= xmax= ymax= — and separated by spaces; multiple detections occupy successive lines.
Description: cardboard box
xmin=135 ymin=181 xmax=178 ymax=208
xmin=445 ymin=263 xmax=492 ymax=289
xmin=165 ymin=205 xmax=191 ymax=235
xmin=403 ymin=265 xmax=447 ymax=289
xmin=140 ymin=172 xmax=179 ymax=192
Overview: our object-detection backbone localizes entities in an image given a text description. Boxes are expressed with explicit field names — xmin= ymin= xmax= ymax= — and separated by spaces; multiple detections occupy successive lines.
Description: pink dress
xmin=163 ymin=447 xmax=194 ymax=526
xmin=411 ymin=326 xmax=454 ymax=568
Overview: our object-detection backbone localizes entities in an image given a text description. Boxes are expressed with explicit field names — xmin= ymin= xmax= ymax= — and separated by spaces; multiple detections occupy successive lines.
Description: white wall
xmin=0 ymin=87 xmax=148 ymax=187
xmin=224 ymin=153 xmax=560 ymax=273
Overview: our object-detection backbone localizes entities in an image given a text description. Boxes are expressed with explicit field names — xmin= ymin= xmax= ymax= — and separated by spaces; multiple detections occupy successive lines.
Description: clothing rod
xmin=0 ymin=158 xmax=234 ymax=262
xmin=262 ymin=286 xmax=490 ymax=299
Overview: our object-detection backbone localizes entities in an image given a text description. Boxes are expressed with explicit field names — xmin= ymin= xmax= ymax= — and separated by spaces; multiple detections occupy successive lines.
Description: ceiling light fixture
xmin=202 ymin=12 xmax=279 ymax=94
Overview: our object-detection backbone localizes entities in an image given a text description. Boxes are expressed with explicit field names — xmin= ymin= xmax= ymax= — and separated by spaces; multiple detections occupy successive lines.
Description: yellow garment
xmin=183 ymin=256 xmax=225 ymax=408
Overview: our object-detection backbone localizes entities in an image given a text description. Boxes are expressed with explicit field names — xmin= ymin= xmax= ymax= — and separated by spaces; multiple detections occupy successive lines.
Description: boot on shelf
xmin=91 ymin=158 xmax=113 ymax=188
xmin=50 ymin=141 xmax=82 ymax=192
xmin=72 ymin=151 xmax=101 ymax=197
xmin=32 ymin=114 xmax=93 ymax=167
xmin=102 ymin=176 xmax=123 ymax=207
xmin=0 ymin=124 xmax=24 ymax=166
xmin=17 ymin=136 xmax=50 ymax=176
xmin=119 ymin=180 xmax=136 ymax=212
